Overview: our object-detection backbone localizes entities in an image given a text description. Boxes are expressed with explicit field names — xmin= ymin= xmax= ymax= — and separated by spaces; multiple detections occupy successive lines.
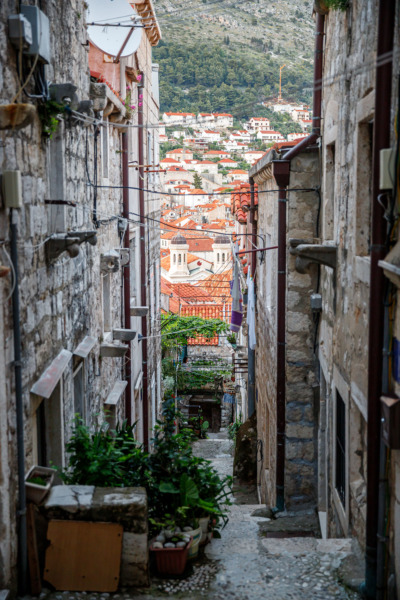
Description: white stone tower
xmin=212 ymin=235 xmax=231 ymax=272
xmin=169 ymin=233 xmax=189 ymax=276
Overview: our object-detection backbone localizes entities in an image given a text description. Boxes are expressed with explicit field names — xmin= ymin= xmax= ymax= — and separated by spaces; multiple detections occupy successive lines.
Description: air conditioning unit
xmin=100 ymin=250 xmax=120 ymax=273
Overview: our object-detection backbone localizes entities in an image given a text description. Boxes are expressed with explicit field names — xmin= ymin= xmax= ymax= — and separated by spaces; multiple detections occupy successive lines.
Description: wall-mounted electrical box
xmin=20 ymin=5 xmax=50 ymax=64
xmin=381 ymin=394 xmax=400 ymax=449
xmin=8 ymin=14 xmax=32 ymax=49
xmin=379 ymin=148 xmax=396 ymax=190
xmin=310 ymin=293 xmax=322 ymax=312
xmin=2 ymin=171 xmax=22 ymax=208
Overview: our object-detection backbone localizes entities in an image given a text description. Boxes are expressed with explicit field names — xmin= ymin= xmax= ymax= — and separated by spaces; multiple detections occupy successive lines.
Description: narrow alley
xmin=36 ymin=432 xmax=363 ymax=600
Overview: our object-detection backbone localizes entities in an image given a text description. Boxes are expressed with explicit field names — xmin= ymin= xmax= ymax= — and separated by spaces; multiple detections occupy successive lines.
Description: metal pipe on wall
xmin=122 ymin=132 xmax=132 ymax=424
xmin=138 ymin=92 xmax=149 ymax=450
xmin=363 ymin=1 xmax=396 ymax=597
xmin=10 ymin=209 xmax=28 ymax=594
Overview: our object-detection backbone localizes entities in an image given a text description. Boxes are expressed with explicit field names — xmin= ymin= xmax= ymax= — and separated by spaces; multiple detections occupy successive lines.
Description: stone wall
xmin=0 ymin=1 xmax=161 ymax=589
xmin=251 ymin=148 xmax=319 ymax=511
xmin=317 ymin=0 xmax=380 ymax=543
xmin=41 ymin=485 xmax=149 ymax=587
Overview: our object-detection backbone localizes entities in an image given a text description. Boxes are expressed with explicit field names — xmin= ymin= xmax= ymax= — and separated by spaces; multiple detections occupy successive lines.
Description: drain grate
xmin=264 ymin=531 xmax=316 ymax=538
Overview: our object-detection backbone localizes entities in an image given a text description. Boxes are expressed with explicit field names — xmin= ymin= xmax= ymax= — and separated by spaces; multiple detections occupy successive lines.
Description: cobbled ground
xmin=29 ymin=432 xmax=363 ymax=600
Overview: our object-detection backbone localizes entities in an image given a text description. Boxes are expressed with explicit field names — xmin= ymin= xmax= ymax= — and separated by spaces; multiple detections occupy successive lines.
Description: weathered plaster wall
xmin=318 ymin=0 xmax=378 ymax=543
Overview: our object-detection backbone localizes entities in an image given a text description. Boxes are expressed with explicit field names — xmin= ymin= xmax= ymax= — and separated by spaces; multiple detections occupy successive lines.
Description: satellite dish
xmin=87 ymin=0 xmax=143 ymax=58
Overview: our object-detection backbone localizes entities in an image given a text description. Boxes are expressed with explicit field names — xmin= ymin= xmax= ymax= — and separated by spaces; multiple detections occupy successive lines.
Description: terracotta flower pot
xmin=150 ymin=536 xmax=192 ymax=575
xmin=0 ymin=104 xmax=36 ymax=130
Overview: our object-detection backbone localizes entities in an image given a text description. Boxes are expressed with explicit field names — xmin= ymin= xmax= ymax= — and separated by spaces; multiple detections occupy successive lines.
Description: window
xmin=73 ymin=361 xmax=86 ymax=422
xmin=36 ymin=381 xmax=65 ymax=468
xmin=217 ymin=253 xmax=220 ymax=263
xmin=178 ymin=254 xmax=181 ymax=264
xmin=335 ymin=390 xmax=346 ymax=506
xmin=222 ymin=253 xmax=225 ymax=263
xmin=183 ymin=255 xmax=186 ymax=263
xmin=173 ymin=254 xmax=176 ymax=263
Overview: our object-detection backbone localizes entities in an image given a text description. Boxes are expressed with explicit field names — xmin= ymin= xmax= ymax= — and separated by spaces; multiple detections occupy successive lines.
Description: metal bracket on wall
xmin=46 ymin=230 xmax=97 ymax=261
xmin=289 ymin=238 xmax=337 ymax=274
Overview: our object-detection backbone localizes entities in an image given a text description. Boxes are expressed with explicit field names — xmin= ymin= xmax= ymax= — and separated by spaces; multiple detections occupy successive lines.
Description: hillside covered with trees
xmin=152 ymin=0 xmax=315 ymax=116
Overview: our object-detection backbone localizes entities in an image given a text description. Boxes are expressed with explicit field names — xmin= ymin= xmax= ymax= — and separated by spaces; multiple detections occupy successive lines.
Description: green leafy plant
xmin=228 ymin=417 xmax=243 ymax=443
xmin=60 ymin=418 xmax=148 ymax=488
xmin=38 ymin=100 xmax=66 ymax=138
xmin=27 ymin=476 xmax=47 ymax=486
xmin=60 ymin=399 xmax=232 ymax=539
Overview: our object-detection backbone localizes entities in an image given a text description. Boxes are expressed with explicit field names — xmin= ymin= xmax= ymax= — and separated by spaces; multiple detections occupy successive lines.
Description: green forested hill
xmin=153 ymin=0 xmax=315 ymax=117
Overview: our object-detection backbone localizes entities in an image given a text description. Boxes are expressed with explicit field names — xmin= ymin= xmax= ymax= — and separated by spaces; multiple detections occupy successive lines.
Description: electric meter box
xmin=20 ymin=5 xmax=50 ymax=64
xmin=8 ymin=14 xmax=33 ymax=49
xmin=2 ymin=171 xmax=22 ymax=208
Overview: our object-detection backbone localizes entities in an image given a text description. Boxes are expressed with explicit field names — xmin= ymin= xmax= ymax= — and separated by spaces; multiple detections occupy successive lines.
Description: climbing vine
xmin=161 ymin=314 xmax=229 ymax=354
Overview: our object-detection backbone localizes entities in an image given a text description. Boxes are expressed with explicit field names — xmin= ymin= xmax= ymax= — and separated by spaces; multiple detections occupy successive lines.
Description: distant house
xmin=218 ymin=158 xmax=239 ymax=168
xmin=243 ymin=150 xmax=266 ymax=164
xmin=201 ymin=130 xmax=222 ymax=143
xmin=191 ymin=160 xmax=219 ymax=175
xmin=204 ymin=150 xmax=230 ymax=159
xmin=287 ymin=133 xmax=307 ymax=142
xmin=256 ymin=130 xmax=285 ymax=142
xmin=247 ymin=117 xmax=271 ymax=131
xmin=299 ymin=119 xmax=313 ymax=132
xmin=229 ymin=130 xmax=251 ymax=142
xmin=290 ymin=108 xmax=310 ymax=122
xmin=162 ymin=112 xmax=196 ymax=124
xmin=160 ymin=157 xmax=180 ymax=168
xmin=226 ymin=169 xmax=248 ymax=183
xmin=212 ymin=113 xmax=234 ymax=127
xmin=165 ymin=148 xmax=194 ymax=161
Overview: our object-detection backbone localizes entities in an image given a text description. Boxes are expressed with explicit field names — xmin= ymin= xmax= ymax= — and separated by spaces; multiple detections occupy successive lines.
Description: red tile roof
xmin=187 ymin=238 xmax=214 ymax=252
xmin=161 ymin=157 xmax=179 ymax=163
xmin=231 ymin=183 xmax=258 ymax=224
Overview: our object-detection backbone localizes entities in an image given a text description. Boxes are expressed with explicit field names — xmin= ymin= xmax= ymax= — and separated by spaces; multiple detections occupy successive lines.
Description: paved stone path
xmin=33 ymin=432 xmax=363 ymax=600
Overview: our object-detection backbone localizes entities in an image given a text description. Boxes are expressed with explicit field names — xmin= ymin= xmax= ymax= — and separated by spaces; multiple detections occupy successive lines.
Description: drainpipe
xmin=247 ymin=177 xmax=256 ymax=417
xmin=138 ymin=90 xmax=149 ymax=450
xmin=10 ymin=209 xmax=28 ymax=593
xmin=362 ymin=1 xmax=395 ymax=597
xmin=122 ymin=132 xmax=132 ymax=424
xmin=271 ymin=12 xmax=325 ymax=513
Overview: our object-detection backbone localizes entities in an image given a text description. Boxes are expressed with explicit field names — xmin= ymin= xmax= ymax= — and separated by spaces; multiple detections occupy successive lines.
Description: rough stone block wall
xmin=0 ymin=1 xmax=158 ymax=588
xmin=284 ymin=153 xmax=319 ymax=510
xmin=253 ymin=151 xmax=319 ymax=511
xmin=41 ymin=485 xmax=149 ymax=587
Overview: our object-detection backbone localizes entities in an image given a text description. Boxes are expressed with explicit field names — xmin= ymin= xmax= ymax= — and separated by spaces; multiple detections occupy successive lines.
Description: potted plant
xmin=150 ymin=529 xmax=193 ymax=575
xmin=227 ymin=332 xmax=237 ymax=349
xmin=25 ymin=465 xmax=56 ymax=504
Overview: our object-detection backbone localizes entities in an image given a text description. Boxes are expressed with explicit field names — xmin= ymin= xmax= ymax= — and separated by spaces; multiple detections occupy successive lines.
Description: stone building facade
xmin=0 ymin=0 xmax=161 ymax=591
xmin=250 ymin=148 xmax=319 ymax=510
xmin=247 ymin=0 xmax=400 ymax=596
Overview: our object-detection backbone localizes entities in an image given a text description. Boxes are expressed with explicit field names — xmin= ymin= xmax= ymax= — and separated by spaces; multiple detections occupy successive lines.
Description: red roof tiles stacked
xmin=231 ymin=183 xmax=258 ymax=224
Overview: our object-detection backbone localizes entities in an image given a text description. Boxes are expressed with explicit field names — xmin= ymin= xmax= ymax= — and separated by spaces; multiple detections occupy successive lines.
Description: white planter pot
xmin=25 ymin=465 xmax=56 ymax=505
